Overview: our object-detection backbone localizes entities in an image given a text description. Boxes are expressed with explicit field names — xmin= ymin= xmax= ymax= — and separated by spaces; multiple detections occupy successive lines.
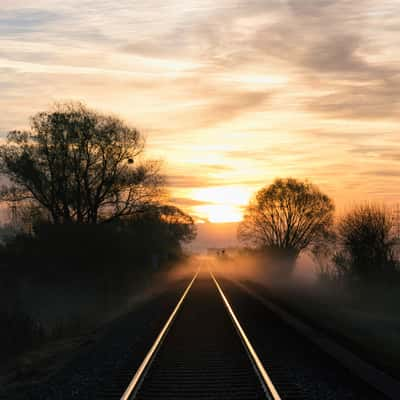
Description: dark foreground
xmin=0 ymin=280 xmax=187 ymax=400
xmin=219 ymin=277 xmax=388 ymax=400
xmin=2 ymin=269 xmax=390 ymax=400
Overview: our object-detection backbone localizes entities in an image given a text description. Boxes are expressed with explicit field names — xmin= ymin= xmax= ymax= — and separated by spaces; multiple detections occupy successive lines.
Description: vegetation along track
xmin=115 ymin=269 xmax=389 ymax=400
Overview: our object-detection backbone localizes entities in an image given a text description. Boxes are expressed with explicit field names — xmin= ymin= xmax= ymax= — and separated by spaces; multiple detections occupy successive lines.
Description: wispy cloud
xmin=1 ymin=0 xmax=400 ymax=217
xmin=0 ymin=9 xmax=61 ymax=35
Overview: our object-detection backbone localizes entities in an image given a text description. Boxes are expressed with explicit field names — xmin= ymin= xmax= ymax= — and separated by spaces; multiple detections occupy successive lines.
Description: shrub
xmin=335 ymin=204 xmax=399 ymax=283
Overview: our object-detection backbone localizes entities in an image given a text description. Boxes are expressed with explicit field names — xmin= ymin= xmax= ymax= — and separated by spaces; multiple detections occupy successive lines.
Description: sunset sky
xmin=1 ymin=1 xmax=400 ymax=222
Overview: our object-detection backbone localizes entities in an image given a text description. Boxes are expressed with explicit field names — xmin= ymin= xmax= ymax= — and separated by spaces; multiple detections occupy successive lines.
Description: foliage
xmin=334 ymin=204 xmax=399 ymax=282
xmin=1 ymin=204 xmax=196 ymax=282
xmin=238 ymin=178 xmax=334 ymax=269
xmin=0 ymin=102 xmax=164 ymax=224
xmin=0 ymin=102 xmax=197 ymax=365
xmin=124 ymin=205 xmax=197 ymax=246
xmin=0 ymin=205 xmax=196 ymax=363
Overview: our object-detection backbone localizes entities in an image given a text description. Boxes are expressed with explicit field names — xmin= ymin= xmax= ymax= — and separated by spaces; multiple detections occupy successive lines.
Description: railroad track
xmin=120 ymin=270 xmax=281 ymax=400
xmin=107 ymin=268 xmax=391 ymax=400
xmin=6 ymin=264 xmax=391 ymax=399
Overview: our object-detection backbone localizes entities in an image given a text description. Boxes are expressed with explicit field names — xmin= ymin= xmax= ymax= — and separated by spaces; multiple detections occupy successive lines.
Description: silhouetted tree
xmin=157 ymin=205 xmax=197 ymax=244
xmin=335 ymin=204 xmax=398 ymax=282
xmin=121 ymin=205 xmax=197 ymax=262
xmin=0 ymin=204 xmax=196 ymax=281
xmin=238 ymin=178 xmax=334 ymax=273
xmin=0 ymin=102 xmax=164 ymax=224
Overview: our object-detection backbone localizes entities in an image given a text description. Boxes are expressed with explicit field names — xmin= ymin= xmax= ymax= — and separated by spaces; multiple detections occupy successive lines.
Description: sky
xmin=1 ymin=0 xmax=400 ymax=223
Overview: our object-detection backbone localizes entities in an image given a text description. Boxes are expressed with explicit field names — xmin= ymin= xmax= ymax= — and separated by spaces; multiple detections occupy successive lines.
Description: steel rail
xmin=210 ymin=271 xmax=282 ymax=400
xmin=234 ymin=279 xmax=400 ymax=400
xmin=120 ymin=270 xmax=198 ymax=400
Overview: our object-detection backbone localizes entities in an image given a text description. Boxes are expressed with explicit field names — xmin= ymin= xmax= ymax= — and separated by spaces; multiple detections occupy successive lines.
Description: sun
xmin=189 ymin=186 xmax=252 ymax=223
xmin=195 ymin=204 xmax=243 ymax=223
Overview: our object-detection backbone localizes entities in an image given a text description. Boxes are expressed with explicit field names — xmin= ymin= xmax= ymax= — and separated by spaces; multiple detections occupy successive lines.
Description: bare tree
xmin=0 ymin=102 xmax=164 ymax=224
xmin=238 ymin=178 xmax=334 ymax=272
xmin=335 ymin=204 xmax=398 ymax=282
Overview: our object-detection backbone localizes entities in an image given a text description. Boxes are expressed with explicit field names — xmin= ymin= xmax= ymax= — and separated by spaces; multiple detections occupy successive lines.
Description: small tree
xmin=238 ymin=178 xmax=334 ymax=274
xmin=335 ymin=204 xmax=398 ymax=282
xmin=0 ymin=102 xmax=164 ymax=224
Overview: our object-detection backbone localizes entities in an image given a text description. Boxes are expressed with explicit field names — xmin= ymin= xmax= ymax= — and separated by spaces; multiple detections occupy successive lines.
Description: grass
xmin=0 ymin=310 xmax=46 ymax=363
xmin=262 ymin=278 xmax=400 ymax=381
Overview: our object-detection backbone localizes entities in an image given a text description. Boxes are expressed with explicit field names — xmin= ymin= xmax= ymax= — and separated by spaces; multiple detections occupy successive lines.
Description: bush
xmin=0 ymin=200 xmax=196 ymax=364
xmin=0 ymin=310 xmax=45 ymax=362
xmin=335 ymin=204 xmax=399 ymax=283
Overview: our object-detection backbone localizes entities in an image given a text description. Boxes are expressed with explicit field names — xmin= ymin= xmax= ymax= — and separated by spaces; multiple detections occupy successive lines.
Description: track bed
xmin=133 ymin=274 xmax=266 ymax=399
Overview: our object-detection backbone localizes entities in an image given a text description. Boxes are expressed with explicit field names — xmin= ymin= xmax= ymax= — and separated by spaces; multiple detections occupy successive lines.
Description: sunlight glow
xmin=194 ymin=204 xmax=243 ymax=223
xmin=2 ymin=1 xmax=400 ymax=222
xmin=190 ymin=186 xmax=252 ymax=223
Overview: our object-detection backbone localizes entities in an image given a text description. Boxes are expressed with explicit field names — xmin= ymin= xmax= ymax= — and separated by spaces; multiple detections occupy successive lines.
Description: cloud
xmin=305 ymin=130 xmax=389 ymax=141
xmin=3 ymin=1 xmax=398 ymax=127
xmin=348 ymin=144 xmax=400 ymax=164
xmin=167 ymin=175 xmax=220 ymax=188
xmin=361 ymin=169 xmax=400 ymax=177
xmin=240 ymin=0 xmax=400 ymax=120
xmin=200 ymin=164 xmax=234 ymax=172
xmin=0 ymin=9 xmax=60 ymax=35
xmin=167 ymin=174 xmax=267 ymax=189
xmin=350 ymin=144 xmax=398 ymax=154
xmin=170 ymin=197 xmax=210 ymax=207
xmin=191 ymin=90 xmax=270 ymax=128
xmin=306 ymin=81 xmax=400 ymax=120
xmin=2 ymin=0 xmax=400 ymax=211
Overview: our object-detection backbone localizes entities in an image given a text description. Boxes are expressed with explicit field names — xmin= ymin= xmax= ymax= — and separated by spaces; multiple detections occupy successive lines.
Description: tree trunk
xmin=264 ymin=247 xmax=299 ymax=278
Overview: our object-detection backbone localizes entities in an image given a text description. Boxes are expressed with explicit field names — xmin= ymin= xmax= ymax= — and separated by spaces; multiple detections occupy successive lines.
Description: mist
xmin=207 ymin=249 xmax=400 ymax=381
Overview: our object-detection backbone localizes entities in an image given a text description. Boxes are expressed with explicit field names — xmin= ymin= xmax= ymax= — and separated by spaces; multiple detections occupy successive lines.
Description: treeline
xmin=238 ymin=178 xmax=400 ymax=286
xmin=0 ymin=102 xmax=196 ymax=280
xmin=0 ymin=102 xmax=196 ymax=363
xmin=0 ymin=206 xmax=195 ymax=284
